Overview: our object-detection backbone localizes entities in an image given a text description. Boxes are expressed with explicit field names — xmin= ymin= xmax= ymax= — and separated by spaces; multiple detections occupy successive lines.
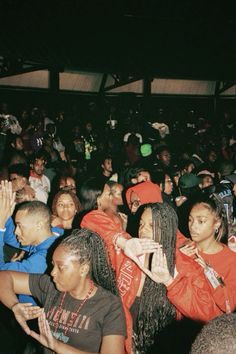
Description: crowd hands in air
xmin=0 ymin=180 xmax=162 ymax=354
xmin=0 ymin=102 xmax=236 ymax=353
xmin=0 ymin=183 xmax=171 ymax=354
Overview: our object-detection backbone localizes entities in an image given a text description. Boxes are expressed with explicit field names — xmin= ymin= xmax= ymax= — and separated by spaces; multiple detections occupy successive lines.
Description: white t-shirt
xmin=29 ymin=174 xmax=51 ymax=204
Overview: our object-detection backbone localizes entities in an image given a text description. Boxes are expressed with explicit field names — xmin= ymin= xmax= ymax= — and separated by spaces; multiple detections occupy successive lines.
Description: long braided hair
xmin=135 ymin=202 xmax=177 ymax=353
xmin=59 ymin=228 xmax=119 ymax=296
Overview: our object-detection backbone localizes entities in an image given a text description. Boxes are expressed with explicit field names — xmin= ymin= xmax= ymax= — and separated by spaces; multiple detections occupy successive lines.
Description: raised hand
xmin=30 ymin=312 xmax=56 ymax=351
xmin=0 ymin=180 xmax=16 ymax=228
xmin=151 ymin=247 xmax=173 ymax=285
xmin=179 ymin=240 xmax=197 ymax=258
xmin=123 ymin=238 xmax=159 ymax=269
xmin=140 ymin=247 xmax=174 ymax=286
xmin=12 ymin=302 xmax=43 ymax=335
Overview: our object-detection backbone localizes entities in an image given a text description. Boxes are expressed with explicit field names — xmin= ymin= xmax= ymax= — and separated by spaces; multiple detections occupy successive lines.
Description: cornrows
xmin=61 ymin=229 xmax=118 ymax=296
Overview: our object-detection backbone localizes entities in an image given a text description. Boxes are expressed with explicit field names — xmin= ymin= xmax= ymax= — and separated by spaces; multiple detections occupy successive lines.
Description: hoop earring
xmin=215 ymin=228 xmax=219 ymax=234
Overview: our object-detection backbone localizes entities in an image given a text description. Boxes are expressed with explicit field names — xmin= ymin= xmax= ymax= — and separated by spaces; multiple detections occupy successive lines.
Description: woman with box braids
xmin=132 ymin=203 xmax=177 ymax=353
xmin=0 ymin=228 xmax=126 ymax=353
xmin=60 ymin=228 xmax=119 ymax=296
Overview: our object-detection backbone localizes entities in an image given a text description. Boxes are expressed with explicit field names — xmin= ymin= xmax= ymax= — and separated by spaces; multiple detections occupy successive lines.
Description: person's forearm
xmin=53 ymin=338 xmax=96 ymax=354
xmin=0 ymin=214 xmax=8 ymax=229
xmin=0 ymin=271 xmax=19 ymax=309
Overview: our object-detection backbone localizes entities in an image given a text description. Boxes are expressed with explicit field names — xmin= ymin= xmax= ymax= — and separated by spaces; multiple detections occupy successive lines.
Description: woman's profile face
xmin=97 ymin=184 xmax=112 ymax=210
xmin=56 ymin=194 xmax=77 ymax=221
xmin=51 ymin=245 xmax=87 ymax=293
xmin=188 ymin=203 xmax=220 ymax=244
xmin=139 ymin=208 xmax=153 ymax=240
xmin=164 ymin=174 xmax=173 ymax=195
xmin=111 ymin=184 xmax=123 ymax=206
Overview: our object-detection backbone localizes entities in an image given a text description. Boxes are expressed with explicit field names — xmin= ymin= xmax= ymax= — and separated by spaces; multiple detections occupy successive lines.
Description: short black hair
xmin=100 ymin=153 xmax=112 ymax=165
xmin=78 ymin=177 xmax=105 ymax=211
xmin=155 ymin=145 xmax=171 ymax=155
xmin=151 ymin=169 xmax=166 ymax=187
xmin=8 ymin=163 xmax=30 ymax=179
xmin=29 ymin=150 xmax=51 ymax=165
xmin=191 ymin=314 xmax=236 ymax=354
xmin=123 ymin=167 xmax=147 ymax=187
xmin=17 ymin=201 xmax=51 ymax=228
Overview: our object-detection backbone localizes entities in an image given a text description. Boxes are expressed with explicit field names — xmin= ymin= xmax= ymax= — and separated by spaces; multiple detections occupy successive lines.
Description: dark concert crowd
xmin=0 ymin=98 xmax=236 ymax=354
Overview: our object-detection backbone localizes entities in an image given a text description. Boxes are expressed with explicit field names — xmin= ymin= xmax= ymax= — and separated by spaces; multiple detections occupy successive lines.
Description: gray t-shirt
xmin=29 ymin=274 xmax=126 ymax=353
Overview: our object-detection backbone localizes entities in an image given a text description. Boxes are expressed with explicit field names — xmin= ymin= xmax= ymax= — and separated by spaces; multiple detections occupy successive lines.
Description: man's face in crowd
xmin=32 ymin=158 xmax=45 ymax=176
xmin=159 ymin=150 xmax=171 ymax=166
xmin=102 ymin=159 xmax=113 ymax=174
xmin=14 ymin=210 xmax=38 ymax=246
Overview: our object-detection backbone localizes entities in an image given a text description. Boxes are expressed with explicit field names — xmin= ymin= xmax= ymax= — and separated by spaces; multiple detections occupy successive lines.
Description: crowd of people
xmin=0 ymin=100 xmax=236 ymax=354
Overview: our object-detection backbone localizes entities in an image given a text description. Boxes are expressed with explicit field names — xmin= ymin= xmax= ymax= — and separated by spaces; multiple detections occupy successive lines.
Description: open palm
xmin=151 ymin=248 xmax=172 ymax=284
xmin=134 ymin=246 xmax=173 ymax=286
xmin=124 ymin=238 xmax=159 ymax=269
xmin=12 ymin=303 xmax=42 ymax=335
xmin=30 ymin=312 xmax=55 ymax=351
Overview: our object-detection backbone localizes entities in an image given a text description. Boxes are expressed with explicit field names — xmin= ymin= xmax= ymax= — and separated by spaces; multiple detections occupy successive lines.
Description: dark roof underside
xmin=1 ymin=1 xmax=236 ymax=81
